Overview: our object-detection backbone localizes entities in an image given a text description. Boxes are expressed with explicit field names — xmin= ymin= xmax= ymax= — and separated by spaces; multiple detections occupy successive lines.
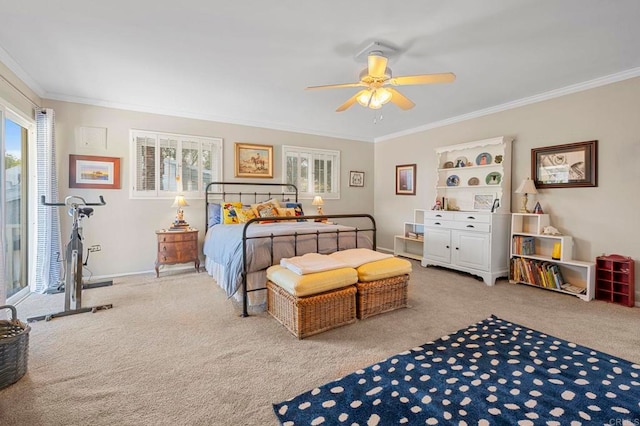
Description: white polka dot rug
xmin=273 ymin=315 xmax=640 ymax=425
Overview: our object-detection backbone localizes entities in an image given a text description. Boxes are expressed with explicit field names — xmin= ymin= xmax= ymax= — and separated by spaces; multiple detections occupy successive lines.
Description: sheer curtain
xmin=0 ymin=112 xmax=5 ymax=306
xmin=33 ymin=108 xmax=61 ymax=293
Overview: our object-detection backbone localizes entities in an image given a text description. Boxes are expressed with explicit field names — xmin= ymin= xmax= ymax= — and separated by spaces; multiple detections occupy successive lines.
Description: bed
xmin=203 ymin=182 xmax=376 ymax=316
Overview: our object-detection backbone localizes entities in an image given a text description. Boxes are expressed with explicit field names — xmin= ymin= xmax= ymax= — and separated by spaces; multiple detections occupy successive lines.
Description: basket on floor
xmin=0 ymin=305 xmax=30 ymax=390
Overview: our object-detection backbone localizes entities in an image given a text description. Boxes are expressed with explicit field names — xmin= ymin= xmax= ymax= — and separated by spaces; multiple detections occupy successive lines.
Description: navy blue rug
xmin=273 ymin=315 xmax=640 ymax=425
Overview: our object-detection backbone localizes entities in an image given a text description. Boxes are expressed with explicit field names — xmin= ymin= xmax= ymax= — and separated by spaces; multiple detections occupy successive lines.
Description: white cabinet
xmin=421 ymin=211 xmax=510 ymax=285
xmin=510 ymin=213 xmax=595 ymax=301
xmin=435 ymin=136 xmax=512 ymax=213
xmin=394 ymin=209 xmax=426 ymax=261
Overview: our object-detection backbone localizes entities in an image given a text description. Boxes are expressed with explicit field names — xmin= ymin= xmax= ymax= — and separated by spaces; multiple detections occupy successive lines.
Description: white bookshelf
xmin=510 ymin=213 xmax=595 ymax=301
xmin=394 ymin=209 xmax=426 ymax=261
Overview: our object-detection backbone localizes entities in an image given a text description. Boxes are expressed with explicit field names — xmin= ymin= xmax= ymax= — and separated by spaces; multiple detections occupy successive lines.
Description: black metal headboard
xmin=205 ymin=181 xmax=298 ymax=230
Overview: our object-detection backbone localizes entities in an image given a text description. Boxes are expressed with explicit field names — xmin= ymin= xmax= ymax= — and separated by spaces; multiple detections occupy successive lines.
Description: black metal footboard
xmin=240 ymin=214 xmax=377 ymax=317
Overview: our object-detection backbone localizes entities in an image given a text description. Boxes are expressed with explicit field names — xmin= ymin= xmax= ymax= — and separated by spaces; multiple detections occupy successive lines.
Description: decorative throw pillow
xmin=276 ymin=207 xmax=297 ymax=221
xmin=222 ymin=202 xmax=243 ymax=224
xmin=235 ymin=207 xmax=256 ymax=224
xmin=251 ymin=200 xmax=280 ymax=219
xmin=285 ymin=202 xmax=305 ymax=222
xmin=207 ymin=203 xmax=221 ymax=227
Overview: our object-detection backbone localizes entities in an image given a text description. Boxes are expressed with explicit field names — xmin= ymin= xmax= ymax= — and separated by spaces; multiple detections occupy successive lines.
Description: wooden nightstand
xmin=155 ymin=229 xmax=200 ymax=277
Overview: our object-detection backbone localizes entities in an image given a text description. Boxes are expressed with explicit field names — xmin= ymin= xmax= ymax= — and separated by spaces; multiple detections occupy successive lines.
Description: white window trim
xmin=282 ymin=145 xmax=340 ymax=200
xmin=129 ymin=130 xmax=223 ymax=199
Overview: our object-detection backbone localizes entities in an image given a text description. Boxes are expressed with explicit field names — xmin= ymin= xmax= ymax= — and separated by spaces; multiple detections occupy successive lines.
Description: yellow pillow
xmin=236 ymin=207 xmax=256 ymax=224
xmin=222 ymin=202 xmax=243 ymax=224
xmin=276 ymin=207 xmax=297 ymax=221
xmin=251 ymin=199 xmax=281 ymax=217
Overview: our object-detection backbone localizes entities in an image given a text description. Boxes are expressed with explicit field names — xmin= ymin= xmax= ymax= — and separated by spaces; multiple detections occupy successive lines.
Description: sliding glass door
xmin=3 ymin=116 xmax=28 ymax=301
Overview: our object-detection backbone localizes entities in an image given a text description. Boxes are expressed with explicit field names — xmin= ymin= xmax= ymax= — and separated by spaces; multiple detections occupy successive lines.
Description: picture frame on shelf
xmin=234 ymin=142 xmax=274 ymax=178
xmin=395 ymin=164 xmax=416 ymax=195
xmin=349 ymin=171 xmax=364 ymax=187
xmin=532 ymin=140 xmax=597 ymax=188
xmin=473 ymin=194 xmax=495 ymax=210
xmin=69 ymin=154 xmax=121 ymax=189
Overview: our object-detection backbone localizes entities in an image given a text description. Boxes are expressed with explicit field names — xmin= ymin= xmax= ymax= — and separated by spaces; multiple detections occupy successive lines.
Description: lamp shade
xmin=515 ymin=178 xmax=538 ymax=194
xmin=171 ymin=195 xmax=189 ymax=208
xmin=312 ymin=196 xmax=324 ymax=206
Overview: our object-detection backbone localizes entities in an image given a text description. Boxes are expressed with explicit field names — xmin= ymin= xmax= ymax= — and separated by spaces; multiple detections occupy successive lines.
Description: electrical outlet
xmin=88 ymin=245 xmax=101 ymax=252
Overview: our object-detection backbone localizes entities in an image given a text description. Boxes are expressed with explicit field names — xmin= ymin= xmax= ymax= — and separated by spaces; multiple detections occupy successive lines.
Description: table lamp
xmin=171 ymin=195 xmax=189 ymax=228
xmin=515 ymin=178 xmax=538 ymax=213
xmin=312 ymin=196 xmax=324 ymax=215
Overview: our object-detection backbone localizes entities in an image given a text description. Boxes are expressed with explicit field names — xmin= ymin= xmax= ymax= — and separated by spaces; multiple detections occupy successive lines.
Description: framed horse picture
xmin=234 ymin=143 xmax=274 ymax=178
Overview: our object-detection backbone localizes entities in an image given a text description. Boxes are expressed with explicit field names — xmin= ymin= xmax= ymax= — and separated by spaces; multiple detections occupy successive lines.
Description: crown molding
xmin=375 ymin=67 xmax=640 ymax=143
xmin=0 ymin=45 xmax=45 ymax=98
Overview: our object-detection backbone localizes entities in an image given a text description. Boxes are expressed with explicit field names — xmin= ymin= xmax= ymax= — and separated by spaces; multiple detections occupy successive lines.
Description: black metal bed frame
xmin=205 ymin=182 xmax=377 ymax=317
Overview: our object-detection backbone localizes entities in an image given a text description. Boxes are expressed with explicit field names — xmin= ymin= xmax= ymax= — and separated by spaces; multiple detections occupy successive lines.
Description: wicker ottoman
xmin=266 ymin=265 xmax=358 ymax=339
xmin=355 ymin=257 xmax=412 ymax=319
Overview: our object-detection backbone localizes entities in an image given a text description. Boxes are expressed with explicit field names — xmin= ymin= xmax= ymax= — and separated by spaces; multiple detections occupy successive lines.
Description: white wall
xmin=375 ymin=76 xmax=640 ymax=302
xmin=43 ymin=100 xmax=375 ymax=277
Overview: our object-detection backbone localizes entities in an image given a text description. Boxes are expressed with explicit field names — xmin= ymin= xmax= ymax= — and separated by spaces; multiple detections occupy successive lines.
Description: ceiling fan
xmin=306 ymin=51 xmax=455 ymax=112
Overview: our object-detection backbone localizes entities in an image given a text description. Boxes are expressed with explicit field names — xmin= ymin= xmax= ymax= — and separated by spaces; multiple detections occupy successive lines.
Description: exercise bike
xmin=28 ymin=195 xmax=113 ymax=322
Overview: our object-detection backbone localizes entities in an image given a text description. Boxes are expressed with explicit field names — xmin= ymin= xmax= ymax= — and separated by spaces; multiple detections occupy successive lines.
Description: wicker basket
xmin=267 ymin=281 xmax=356 ymax=339
xmin=356 ymin=274 xmax=410 ymax=319
xmin=0 ymin=305 xmax=30 ymax=390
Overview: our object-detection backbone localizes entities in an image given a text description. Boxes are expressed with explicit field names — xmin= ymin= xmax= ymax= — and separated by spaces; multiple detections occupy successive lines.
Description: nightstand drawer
xmin=159 ymin=241 xmax=197 ymax=257
xmin=158 ymin=231 xmax=197 ymax=242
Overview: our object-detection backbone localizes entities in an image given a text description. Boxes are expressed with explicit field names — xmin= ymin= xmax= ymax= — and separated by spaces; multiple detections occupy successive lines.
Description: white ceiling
xmin=1 ymin=1 xmax=640 ymax=142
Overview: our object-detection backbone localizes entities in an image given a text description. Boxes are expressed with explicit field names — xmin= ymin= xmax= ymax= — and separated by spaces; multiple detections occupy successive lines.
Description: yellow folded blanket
xmin=356 ymin=257 xmax=413 ymax=282
xmin=267 ymin=265 xmax=357 ymax=297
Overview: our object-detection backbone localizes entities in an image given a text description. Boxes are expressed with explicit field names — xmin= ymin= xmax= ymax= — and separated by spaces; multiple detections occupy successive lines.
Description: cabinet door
xmin=453 ymin=231 xmax=490 ymax=271
xmin=424 ymin=228 xmax=451 ymax=264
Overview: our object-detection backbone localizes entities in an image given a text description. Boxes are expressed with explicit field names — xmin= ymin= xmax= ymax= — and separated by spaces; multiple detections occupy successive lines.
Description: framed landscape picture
xmin=69 ymin=154 xmax=121 ymax=189
xmin=235 ymin=143 xmax=273 ymax=178
xmin=395 ymin=164 xmax=416 ymax=195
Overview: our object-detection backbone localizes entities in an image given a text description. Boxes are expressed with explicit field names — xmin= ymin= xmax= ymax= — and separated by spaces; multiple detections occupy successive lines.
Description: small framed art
xmin=69 ymin=154 xmax=121 ymax=189
xmin=349 ymin=171 xmax=364 ymax=187
xmin=235 ymin=143 xmax=274 ymax=178
xmin=395 ymin=164 xmax=416 ymax=195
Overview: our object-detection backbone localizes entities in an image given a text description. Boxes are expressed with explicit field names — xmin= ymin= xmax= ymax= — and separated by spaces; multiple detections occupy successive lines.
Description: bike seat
xmin=79 ymin=207 xmax=94 ymax=218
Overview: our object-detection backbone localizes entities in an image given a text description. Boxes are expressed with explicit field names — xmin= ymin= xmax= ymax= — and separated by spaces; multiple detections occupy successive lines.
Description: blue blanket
xmin=274 ymin=315 xmax=640 ymax=425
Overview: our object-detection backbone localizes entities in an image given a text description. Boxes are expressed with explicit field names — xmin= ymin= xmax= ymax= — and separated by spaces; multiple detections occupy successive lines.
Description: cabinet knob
xmin=467 ymin=216 xmax=476 ymax=220
xmin=435 ymin=214 xmax=442 ymax=218
xmin=434 ymin=222 xmax=441 ymax=225
xmin=163 ymin=246 xmax=167 ymax=251
xmin=466 ymin=225 xmax=475 ymax=228
xmin=455 ymin=247 xmax=459 ymax=250
xmin=446 ymin=245 xmax=450 ymax=249
xmin=162 ymin=236 xmax=166 ymax=242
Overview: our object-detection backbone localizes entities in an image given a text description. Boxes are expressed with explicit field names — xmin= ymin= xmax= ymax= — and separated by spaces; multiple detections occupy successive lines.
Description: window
xmin=131 ymin=130 xmax=222 ymax=198
xmin=283 ymin=145 xmax=340 ymax=199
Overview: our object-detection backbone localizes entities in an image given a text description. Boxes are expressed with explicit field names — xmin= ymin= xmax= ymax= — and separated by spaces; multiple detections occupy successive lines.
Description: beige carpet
xmin=1 ymin=262 xmax=638 ymax=425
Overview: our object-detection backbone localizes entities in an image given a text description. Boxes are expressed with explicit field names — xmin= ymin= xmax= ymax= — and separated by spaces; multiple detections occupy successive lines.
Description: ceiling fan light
xmin=373 ymin=88 xmax=392 ymax=105
xmin=356 ymin=90 xmax=372 ymax=107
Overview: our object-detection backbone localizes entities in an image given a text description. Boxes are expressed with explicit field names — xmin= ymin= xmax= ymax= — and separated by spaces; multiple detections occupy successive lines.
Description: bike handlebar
xmin=41 ymin=195 xmax=106 ymax=207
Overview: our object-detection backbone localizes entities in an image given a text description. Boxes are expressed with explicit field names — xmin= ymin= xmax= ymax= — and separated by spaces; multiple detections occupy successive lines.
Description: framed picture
xmin=473 ymin=194 xmax=495 ymax=210
xmin=395 ymin=164 xmax=416 ymax=195
xmin=532 ymin=140 xmax=597 ymax=188
xmin=349 ymin=171 xmax=364 ymax=187
xmin=235 ymin=143 xmax=273 ymax=178
xmin=69 ymin=155 xmax=121 ymax=189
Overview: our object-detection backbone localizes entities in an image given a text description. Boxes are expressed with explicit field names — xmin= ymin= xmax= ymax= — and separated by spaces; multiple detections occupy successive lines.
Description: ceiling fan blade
xmin=368 ymin=54 xmax=388 ymax=78
xmin=336 ymin=90 xmax=367 ymax=112
xmin=387 ymin=88 xmax=415 ymax=110
xmin=306 ymin=82 xmax=364 ymax=90
xmin=389 ymin=72 xmax=456 ymax=86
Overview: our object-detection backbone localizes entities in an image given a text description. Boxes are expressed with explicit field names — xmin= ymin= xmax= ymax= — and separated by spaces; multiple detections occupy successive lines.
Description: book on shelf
xmin=512 ymin=236 xmax=535 ymax=255
xmin=561 ymin=283 xmax=586 ymax=294
xmin=510 ymin=257 xmax=566 ymax=290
